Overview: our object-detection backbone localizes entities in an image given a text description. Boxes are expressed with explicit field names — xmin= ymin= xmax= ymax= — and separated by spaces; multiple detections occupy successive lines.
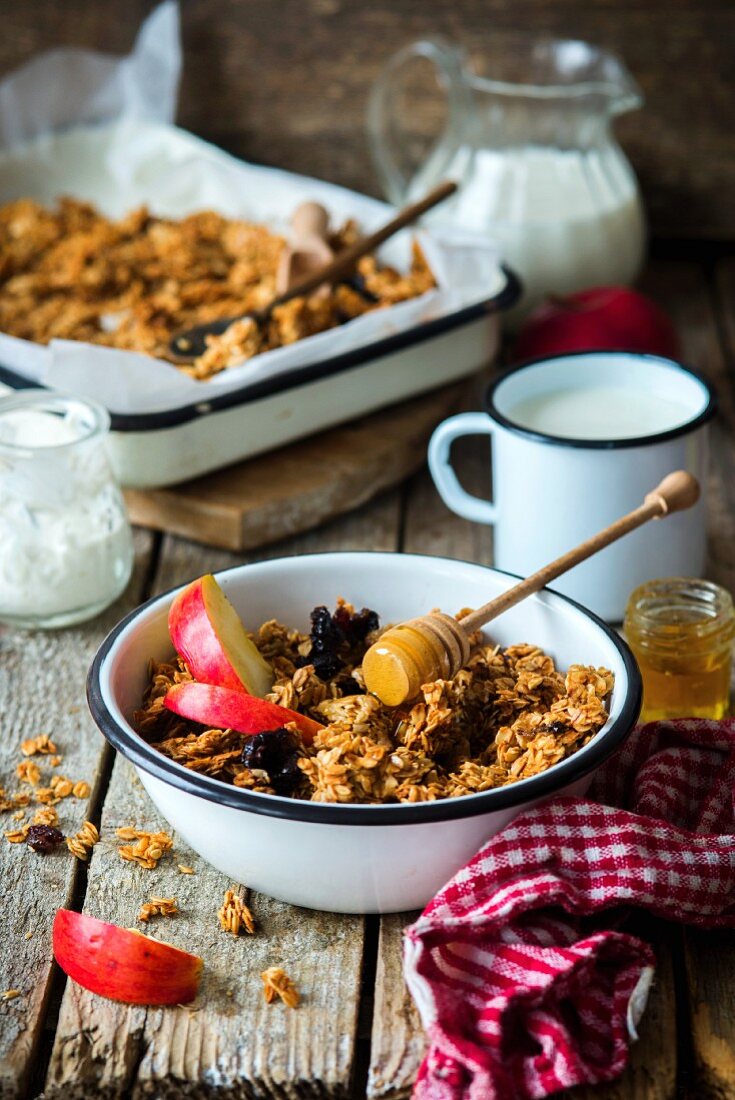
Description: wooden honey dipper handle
xmin=460 ymin=470 xmax=700 ymax=634
xmin=362 ymin=471 xmax=700 ymax=706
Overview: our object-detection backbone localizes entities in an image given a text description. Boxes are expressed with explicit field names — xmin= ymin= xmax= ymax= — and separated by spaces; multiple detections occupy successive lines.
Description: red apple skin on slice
xmin=168 ymin=574 xmax=274 ymax=697
xmin=164 ymin=681 xmax=322 ymax=746
xmin=53 ymin=909 xmax=202 ymax=1005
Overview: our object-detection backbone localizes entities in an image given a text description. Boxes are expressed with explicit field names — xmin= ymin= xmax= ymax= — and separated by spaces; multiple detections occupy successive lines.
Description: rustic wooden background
xmin=1 ymin=0 xmax=734 ymax=240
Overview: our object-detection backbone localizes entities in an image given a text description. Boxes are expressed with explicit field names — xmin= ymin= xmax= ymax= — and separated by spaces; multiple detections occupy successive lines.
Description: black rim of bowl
xmin=485 ymin=351 xmax=717 ymax=450
xmin=87 ymin=552 xmax=642 ymax=826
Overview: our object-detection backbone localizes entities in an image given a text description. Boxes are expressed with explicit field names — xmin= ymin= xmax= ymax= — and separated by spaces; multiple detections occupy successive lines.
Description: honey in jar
xmin=624 ymin=578 xmax=735 ymax=722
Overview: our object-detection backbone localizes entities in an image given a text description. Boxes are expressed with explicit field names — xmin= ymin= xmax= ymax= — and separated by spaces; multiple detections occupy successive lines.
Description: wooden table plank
xmin=0 ymin=530 xmax=155 ymax=1100
xmin=46 ymin=493 xmax=402 ymax=1098
xmin=368 ymin=914 xmax=422 ymax=1100
xmin=678 ymin=256 xmax=735 ymax=1100
xmin=369 ymin=394 xmax=494 ymax=1099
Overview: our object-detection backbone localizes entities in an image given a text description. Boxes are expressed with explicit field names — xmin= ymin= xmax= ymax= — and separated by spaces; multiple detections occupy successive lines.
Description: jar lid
xmin=625 ymin=577 xmax=735 ymax=648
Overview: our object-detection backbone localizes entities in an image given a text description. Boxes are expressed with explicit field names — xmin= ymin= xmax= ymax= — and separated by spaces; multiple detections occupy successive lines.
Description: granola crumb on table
xmin=21 ymin=734 xmax=57 ymax=757
xmin=116 ymin=827 xmax=173 ymax=869
xmin=138 ymin=897 xmax=178 ymax=922
xmin=261 ymin=967 xmax=300 ymax=1008
xmin=66 ymin=821 xmax=100 ymax=861
xmin=218 ymin=888 xmax=255 ymax=936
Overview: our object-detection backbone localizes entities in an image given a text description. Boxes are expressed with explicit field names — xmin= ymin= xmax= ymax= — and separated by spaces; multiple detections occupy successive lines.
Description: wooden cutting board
xmin=124 ymin=383 xmax=463 ymax=551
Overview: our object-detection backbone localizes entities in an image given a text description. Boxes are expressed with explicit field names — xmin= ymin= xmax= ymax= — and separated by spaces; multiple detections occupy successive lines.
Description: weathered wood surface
xmin=1 ymin=2 xmax=734 ymax=239
xmin=0 ymin=530 xmax=155 ymax=1100
xmin=123 ymin=384 xmax=462 ymax=552
xmin=2 ymin=256 xmax=735 ymax=1098
xmin=46 ymin=494 xmax=401 ymax=1098
xmin=679 ymin=258 xmax=735 ymax=1100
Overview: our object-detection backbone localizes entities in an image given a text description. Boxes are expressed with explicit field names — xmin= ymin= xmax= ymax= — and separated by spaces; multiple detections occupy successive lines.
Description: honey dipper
xmin=362 ymin=470 xmax=701 ymax=705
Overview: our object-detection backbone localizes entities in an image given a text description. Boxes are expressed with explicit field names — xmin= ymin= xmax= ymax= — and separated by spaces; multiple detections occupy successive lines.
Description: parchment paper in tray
xmin=0 ymin=2 xmax=502 ymax=417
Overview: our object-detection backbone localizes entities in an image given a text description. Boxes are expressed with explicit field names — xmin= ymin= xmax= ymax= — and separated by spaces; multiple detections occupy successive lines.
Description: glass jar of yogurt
xmin=0 ymin=390 xmax=134 ymax=628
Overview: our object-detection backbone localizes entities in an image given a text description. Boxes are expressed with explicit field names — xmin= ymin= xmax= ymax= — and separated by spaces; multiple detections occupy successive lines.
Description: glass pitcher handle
xmin=367 ymin=37 xmax=473 ymax=206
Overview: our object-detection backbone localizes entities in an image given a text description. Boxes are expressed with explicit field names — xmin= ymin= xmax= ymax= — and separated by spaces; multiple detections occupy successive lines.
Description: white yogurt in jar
xmin=0 ymin=395 xmax=133 ymax=627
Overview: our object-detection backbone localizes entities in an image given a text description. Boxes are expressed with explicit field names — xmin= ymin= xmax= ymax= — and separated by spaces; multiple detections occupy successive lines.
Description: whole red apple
xmin=512 ymin=287 xmax=680 ymax=363
xmin=53 ymin=909 xmax=202 ymax=1005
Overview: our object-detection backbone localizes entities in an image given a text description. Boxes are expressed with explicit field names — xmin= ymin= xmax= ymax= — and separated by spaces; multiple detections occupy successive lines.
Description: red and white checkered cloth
xmin=404 ymin=718 xmax=735 ymax=1100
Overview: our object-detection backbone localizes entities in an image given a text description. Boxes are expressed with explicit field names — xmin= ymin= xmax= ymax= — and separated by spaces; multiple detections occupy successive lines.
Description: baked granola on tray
xmin=0 ymin=197 xmax=435 ymax=379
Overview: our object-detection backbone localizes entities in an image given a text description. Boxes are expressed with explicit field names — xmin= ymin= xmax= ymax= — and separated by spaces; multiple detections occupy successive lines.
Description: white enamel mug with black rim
xmin=428 ymin=353 xmax=716 ymax=622
xmin=88 ymin=552 xmax=640 ymax=914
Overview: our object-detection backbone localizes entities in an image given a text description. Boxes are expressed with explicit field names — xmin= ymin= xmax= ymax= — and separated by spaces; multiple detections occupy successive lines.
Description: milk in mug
xmin=507 ymin=385 xmax=693 ymax=440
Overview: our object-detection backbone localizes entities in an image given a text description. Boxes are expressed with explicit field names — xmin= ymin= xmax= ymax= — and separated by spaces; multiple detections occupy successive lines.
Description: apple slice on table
xmin=53 ymin=909 xmax=202 ymax=1005
xmin=164 ymin=681 xmax=323 ymax=745
xmin=169 ymin=574 xmax=274 ymax=697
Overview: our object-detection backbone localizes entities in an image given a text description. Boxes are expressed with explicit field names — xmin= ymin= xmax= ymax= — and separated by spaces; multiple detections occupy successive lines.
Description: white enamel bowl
xmin=88 ymin=553 xmax=641 ymax=914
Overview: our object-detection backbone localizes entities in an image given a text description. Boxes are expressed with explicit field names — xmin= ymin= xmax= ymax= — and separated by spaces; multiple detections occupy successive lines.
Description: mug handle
xmin=428 ymin=413 xmax=498 ymax=524
xmin=367 ymin=37 xmax=473 ymax=206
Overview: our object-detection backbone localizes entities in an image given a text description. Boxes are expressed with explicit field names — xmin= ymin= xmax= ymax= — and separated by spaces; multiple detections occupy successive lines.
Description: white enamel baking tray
xmin=0 ymin=123 xmax=520 ymax=487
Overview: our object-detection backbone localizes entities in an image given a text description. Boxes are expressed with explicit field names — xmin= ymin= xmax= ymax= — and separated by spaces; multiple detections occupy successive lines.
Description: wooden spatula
xmin=275 ymin=201 xmax=334 ymax=296
xmin=362 ymin=470 xmax=701 ymax=705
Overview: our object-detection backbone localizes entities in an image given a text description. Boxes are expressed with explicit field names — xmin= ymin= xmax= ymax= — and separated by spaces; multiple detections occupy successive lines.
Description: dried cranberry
xmin=332 ymin=605 xmax=379 ymax=645
xmin=241 ymin=728 xmax=302 ymax=796
xmin=301 ymin=603 xmax=380 ymax=682
xmin=310 ymin=605 xmax=343 ymax=650
xmin=26 ymin=825 xmax=64 ymax=853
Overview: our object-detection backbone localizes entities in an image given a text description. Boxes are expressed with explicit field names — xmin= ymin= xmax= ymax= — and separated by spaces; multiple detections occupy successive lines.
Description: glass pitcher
xmin=368 ymin=37 xmax=646 ymax=315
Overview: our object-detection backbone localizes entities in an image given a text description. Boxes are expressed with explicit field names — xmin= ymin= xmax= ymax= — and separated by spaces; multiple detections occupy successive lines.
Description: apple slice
xmin=168 ymin=574 xmax=274 ymax=697
xmin=164 ymin=681 xmax=322 ymax=745
xmin=53 ymin=909 xmax=202 ymax=1005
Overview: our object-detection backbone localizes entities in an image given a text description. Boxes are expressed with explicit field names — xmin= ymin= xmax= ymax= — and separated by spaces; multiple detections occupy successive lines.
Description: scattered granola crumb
xmin=261 ymin=967 xmax=299 ymax=1008
xmin=21 ymin=734 xmax=57 ymax=757
xmin=1 ymin=990 xmax=21 ymax=1002
xmin=49 ymin=755 xmax=62 ymax=768
xmin=72 ymin=781 xmax=91 ymax=799
xmin=34 ymin=787 xmax=58 ymax=806
xmin=66 ymin=821 xmax=99 ymax=861
xmin=218 ymin=888 xmax=255 ymax=936
xmin=4 ymin=827 xmax=29 ymax=844
xmin=32 ymin=806 xmax=59 ymax=828
xmin=138 ymin=897 xmax=178 ymax=922
xmin=50 ymin=775 xmax=74 ymax=799
xmin=24 ymin=931 xmax=32 ymax=940
xmin=12 ymin=810 xmax=25 ymax=822
xmin=16 ymin=761 xmax=41 ymax=786
xmin=178 ymin=864 xmax=195 ymax=875
xmin=0 ymin=789 xmax=31 ymax=813
xmin=116 ymin=827 xmax=173 ymax=870
xmin=225 ymin=989 xmax=234 ymax=998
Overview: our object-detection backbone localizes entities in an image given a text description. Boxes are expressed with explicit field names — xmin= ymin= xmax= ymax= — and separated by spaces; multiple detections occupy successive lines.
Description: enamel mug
xmin=428 ymin=352 xmax=716 ymax=621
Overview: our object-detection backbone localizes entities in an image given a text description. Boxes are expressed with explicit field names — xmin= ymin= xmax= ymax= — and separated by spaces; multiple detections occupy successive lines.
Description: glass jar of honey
xmin=624 ymin=578 xmax=735 ymax=722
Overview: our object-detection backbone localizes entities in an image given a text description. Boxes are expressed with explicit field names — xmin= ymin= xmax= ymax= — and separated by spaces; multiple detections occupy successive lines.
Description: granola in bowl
xmin=0 ymin=198 xmax=435 ymax=380
xmin=134 ymin=584 xmax=614 ymax=806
